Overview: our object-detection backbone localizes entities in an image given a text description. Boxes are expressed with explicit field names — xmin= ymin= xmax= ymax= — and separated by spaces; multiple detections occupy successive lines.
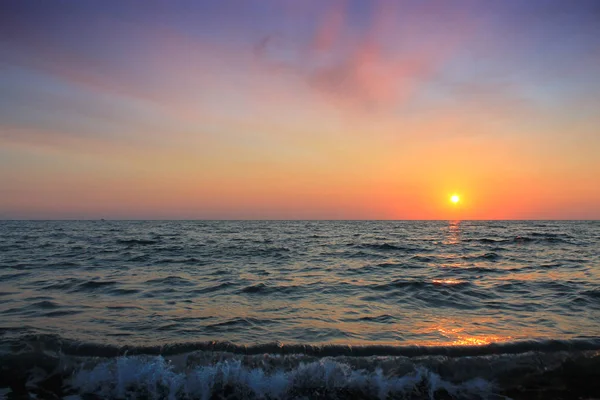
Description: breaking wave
xmin=1 ymin=335 xmax=600 ymax=399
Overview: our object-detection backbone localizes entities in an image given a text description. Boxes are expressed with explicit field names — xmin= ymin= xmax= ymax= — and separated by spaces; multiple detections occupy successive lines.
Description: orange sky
xmin=1 ymin=1 xmax=599 ymax=219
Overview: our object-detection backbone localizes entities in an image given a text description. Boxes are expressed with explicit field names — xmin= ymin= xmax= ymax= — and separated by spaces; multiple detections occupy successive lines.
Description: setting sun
xmin=450 ymin=195 xmax=460 ymax=204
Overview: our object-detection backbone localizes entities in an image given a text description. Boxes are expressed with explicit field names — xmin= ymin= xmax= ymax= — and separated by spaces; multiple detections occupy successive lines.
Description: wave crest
xmin=1 ymin=341 xmax=599 ymax=399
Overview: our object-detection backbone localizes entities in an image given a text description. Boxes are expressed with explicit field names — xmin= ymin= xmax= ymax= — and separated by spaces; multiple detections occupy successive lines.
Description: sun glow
xmin=450 ymin=194 xmax=460 ymax=204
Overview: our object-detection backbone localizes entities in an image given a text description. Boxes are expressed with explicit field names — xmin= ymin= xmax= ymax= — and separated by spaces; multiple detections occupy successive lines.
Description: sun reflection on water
xmin=416 ymin=317 xmax=513 ymax=346
xmin=443 ymin=220 xmax=462 ymax=245
xmin=431 ymin=278 xmax=464 ymax=285
xmin=435 ymin=326 xmax=509 ymax=346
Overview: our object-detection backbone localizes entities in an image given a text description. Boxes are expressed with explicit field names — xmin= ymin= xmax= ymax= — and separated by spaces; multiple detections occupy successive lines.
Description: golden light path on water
xmin=3 ymin=220 xmax=598 ymax=349
xmin=173 ymin=220 xmax=579 ymax=348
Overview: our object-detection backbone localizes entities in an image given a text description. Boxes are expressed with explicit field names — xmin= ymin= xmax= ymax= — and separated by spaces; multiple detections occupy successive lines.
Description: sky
xmin=1 ymin=0 xmax=599 ymax=220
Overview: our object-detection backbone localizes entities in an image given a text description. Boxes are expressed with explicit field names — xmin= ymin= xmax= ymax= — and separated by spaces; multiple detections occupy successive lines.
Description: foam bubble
xmin=69 ymin=355 xmax=495 ymax=399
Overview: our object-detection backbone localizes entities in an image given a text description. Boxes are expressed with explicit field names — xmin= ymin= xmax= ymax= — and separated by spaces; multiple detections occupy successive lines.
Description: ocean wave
xmin=466 ymin=235 xmax=575 ymax=245
xmin=39 ymin=309 xmax=82 ymax=317
xmin=116 ymin=238 xmax=160 ymax=245
xmin=1 ymin=336 xmax=599 ymax=399
xmin=67 ymin=356 xmax=493 ymax=400
xmin=408 ymin=252 xmax=502 ymax=263
xmin=351 ymin=242 xmax=423 ymax=253
xmin=40 ymin=278 xmax=82 ymax=291
xmin=28 ymin=300 xmax=61 ymax=309
xmin=4 ymin=335 xmax=600 ymax=358
xmin=46 ymin=261 xmax=81 ymax=268
xmin=0 ymin=262 xmax=31 ymax=270
xmin=410 ymin=255 xmax=435 ymax=262
xmin=462 ymin=252 xmax=502 ymax=261
xmin=239 ymin=283 xmax=301 ymax=295
xmin=370 ymin=279 xmax=472 ymax=292
xmin=0 ymin=271 xmax=31 ymax=281
xmin=192 ymin=282 xmax=236 ymax=294
xmin=466 ymin=238 xmax=505 ymax=244
xmin=145 ymin=276 xmax=196 ymax=286
xmin=204 ymin=317 xmax=279 ymax=330
xmin=581 ymin=289 xmax=600 ymax=299
xmin=74 ymin=280 xmax=118 ymax=290
xmin=342 ymin=314 xmax=397 ymax=323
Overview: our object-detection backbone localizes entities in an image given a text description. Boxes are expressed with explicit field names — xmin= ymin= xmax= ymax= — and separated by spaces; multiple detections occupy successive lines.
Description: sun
xmin=450 ymin=194 xmax=460 ymax=204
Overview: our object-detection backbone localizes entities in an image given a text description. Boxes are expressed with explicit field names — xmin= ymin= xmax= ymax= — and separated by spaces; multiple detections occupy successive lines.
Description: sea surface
xmin=1 ymin=220 xmax=599 ymax=399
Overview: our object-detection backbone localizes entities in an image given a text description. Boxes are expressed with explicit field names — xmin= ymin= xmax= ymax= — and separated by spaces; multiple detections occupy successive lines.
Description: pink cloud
xmin=257 ymin=0 xmax=476 ymax=111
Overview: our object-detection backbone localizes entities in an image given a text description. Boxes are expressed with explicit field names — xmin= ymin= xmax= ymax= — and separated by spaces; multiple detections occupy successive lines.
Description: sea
xmin=0 ymin=220 xmax=599 ymax=399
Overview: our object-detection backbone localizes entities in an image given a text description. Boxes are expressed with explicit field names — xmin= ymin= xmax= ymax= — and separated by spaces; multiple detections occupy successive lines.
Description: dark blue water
xmin=1 ymin=220 xmax=599 ymax=399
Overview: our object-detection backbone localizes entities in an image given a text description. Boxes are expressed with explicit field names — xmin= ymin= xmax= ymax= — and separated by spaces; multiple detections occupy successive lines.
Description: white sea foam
xmin=69 ymin=355 xmax=496 ymax=399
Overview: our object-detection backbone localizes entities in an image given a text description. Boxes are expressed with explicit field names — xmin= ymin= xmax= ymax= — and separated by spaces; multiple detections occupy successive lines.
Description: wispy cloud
xmin=255 ymin=0 xmax=475 ymax=112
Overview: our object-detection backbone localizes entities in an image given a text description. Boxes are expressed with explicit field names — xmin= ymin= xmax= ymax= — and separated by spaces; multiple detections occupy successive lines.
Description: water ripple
xmin=0 ymin=220 xmax=598 ymax=348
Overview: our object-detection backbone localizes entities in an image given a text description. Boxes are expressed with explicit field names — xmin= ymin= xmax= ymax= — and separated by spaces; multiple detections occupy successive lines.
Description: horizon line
xmin=1 ymin=219 xmax=599 ymax=222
